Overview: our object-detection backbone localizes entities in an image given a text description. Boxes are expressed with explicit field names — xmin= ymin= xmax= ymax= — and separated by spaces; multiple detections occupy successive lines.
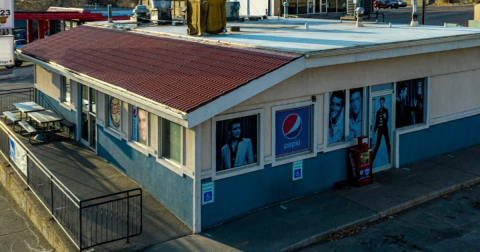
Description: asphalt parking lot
xmin=0 ymin=182 xmax=54 ymax=252
xmin=370 ymin=4 xmax=474 ymax=26
xmin=299 ymin=183 xmax=480 ymax=252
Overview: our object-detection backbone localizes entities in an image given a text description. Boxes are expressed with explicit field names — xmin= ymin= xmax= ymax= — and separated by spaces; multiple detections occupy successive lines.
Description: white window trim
xmin=60 ymin=76 xmax=71 ymax=105
xmin=211 ymin=109 xmax=264 ymax=181
xmin=323 ymin=87 xmax=367 ymax=153
xmin=126 ymin=105 xmax=149 ymax=157
xmin=272 ymin=100 xmax=317 ymax=167
xmin=156 ymin=117 xmax=186 ymax=176
xmin=104 ymin=94 xmax=123 ymax=140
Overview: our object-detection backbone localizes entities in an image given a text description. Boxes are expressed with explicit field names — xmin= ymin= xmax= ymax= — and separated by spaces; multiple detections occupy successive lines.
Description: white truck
xmin=0 ymin=35 xmax=15 ymax=68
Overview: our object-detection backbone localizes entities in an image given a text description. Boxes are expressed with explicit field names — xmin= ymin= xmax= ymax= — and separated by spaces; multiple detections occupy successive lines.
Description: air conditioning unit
xmin=226 ymin=1 xmax=240 ymax=21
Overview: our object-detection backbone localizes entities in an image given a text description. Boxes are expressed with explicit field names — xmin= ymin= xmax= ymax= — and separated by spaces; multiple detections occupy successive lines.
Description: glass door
xmin=369 ymin=89 xmax=394 ymax=172
xmin=80 ymin=85 xmax=96 ymax=150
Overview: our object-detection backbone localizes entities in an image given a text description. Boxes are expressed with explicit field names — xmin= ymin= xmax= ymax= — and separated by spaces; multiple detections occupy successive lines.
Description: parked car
xmin=374 ymin=0 xmax=398 ymax=9
xmin=396 ymin=0 xmax=408 ymax=7
xmin=14 ymin=39 xmax=28 ymax=49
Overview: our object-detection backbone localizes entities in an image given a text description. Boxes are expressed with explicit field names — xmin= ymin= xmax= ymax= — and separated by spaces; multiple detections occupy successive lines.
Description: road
xmin=371 ymin=4 xmax=474 ymax=26
xmin=299 ymin=183 xmax=480 ymax=252
xmin=0 ymin=67 xmax=48 ymax=252
xmin=0 ymin=61 xmax=34 ymax=71
xmin=0 ymin=66 xmax=34 ymax=91
xmin=0 ymin=182 xmax=54 ymax=252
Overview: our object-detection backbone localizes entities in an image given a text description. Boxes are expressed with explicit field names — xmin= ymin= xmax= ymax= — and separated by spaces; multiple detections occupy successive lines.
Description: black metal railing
xmin=0 ymin=120 xmax=142 ymax=251
xmin=0 ymin=87 xmax=35 ymax=113
xmin=79 ymin=189 xmax=142 ymax=250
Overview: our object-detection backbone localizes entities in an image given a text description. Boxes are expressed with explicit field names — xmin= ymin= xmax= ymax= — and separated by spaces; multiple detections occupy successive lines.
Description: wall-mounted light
xmin=311 ymin=95 xmax=316 ymax=102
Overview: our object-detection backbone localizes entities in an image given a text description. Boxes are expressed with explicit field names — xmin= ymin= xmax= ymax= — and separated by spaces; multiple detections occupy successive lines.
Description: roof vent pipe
xmin=108 ymin=4 xmax=113 ymax=23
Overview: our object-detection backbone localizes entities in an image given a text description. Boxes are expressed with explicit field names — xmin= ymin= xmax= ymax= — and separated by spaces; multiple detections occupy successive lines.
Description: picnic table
xmin=12 ymin=101 xmax=45 ymax=121
xmin=28 ymin=110 xmax=63 ymax=141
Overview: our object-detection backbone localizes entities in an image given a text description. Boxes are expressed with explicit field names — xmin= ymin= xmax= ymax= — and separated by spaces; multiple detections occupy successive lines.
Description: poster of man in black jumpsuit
xmin=371 ymin=95 xmax=392 ymax=168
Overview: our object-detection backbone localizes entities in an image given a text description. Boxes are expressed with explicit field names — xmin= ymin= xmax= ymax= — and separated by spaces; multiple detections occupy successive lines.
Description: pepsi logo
xmin=283 ymin=114 xmax=302 ymax=139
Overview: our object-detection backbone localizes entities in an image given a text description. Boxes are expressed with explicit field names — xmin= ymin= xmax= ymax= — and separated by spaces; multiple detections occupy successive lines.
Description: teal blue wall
xmin=201 ymin=149 xmax=347 ymax=229
xmin=97 ymin=127 xmax=194 ymax=228
xmin=399 ymin=115 xmax=480 ymax=166
xmin=37 ymin=90 xmax=194 ymax=228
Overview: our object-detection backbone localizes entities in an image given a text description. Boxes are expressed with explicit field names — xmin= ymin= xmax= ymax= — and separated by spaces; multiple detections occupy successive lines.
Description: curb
xmin=281 ymin=177 xmax=480 ymax=252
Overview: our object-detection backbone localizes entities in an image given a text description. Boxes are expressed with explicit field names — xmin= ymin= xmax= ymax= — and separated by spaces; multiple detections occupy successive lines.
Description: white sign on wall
xmin=9 ymin=138 xmax=28 ymax=177
xmin=0 ymin=36 xmax=14 ymax=67
xmin=0 ymin=0 xmax=14 ymax=29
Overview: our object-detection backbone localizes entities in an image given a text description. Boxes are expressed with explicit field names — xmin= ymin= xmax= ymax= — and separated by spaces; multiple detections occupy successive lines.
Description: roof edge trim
xmin=305 ymin=33 xmax=480 ymax=58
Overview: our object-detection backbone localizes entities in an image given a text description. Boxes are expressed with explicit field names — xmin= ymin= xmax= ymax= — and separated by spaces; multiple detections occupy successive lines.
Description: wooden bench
xmin=3 ymin=111 xmax=20 ymax=131
xmin=59 ymin=119 xmax=74 ymax=137
xmin=18 ymin=120 xmax=38 ymax=144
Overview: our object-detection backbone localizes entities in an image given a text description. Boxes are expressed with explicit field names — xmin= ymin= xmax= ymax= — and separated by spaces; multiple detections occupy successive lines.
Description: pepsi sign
xmin=275 ymin=106 xmax=311 ymax=157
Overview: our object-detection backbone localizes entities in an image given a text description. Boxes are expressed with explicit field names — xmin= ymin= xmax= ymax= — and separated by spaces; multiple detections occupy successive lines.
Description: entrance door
xmin=80 ymin=85 xmax=96 ymax=150
xmin=369 ymin=90 xmax=394 ymax=172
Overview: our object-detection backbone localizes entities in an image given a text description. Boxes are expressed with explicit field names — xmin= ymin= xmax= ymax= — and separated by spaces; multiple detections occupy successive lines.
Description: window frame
xmin=394 ymin=77 xmax=428 ymax=131
xmin=157 ymin=117 xmax=184 ymax=170
xmin=60 ymin=76 xmax=71 ymax=104
xmin=104 ymin=94 xmax=123 ymax=139
xmin=127 ymin=105 xmax=150 ymax=155
xmin=211 ymin=109 xmax=264 ymax=181
xmin=272 ymin=100 xmax=317 ymax=167
xmin=324 ymin=87 xmax=367 ymax=152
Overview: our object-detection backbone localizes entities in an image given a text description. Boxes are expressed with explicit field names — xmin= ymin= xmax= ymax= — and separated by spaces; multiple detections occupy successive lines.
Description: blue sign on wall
xmin=202 ymin=182 xmax=215 ymax=205
xmin=293 ymin=160 xmax=303 ymax=181
xmin=275 ymin=106 xmax=311 ymax=157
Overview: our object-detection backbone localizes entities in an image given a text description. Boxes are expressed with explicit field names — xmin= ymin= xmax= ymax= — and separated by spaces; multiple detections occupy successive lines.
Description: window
xmin=215 ymin=114 xmax=258 ymax=172
xmin=327 ymin=88 xmax=365 ymax=145
xmin=132 ymin=106 xmax=148 ymax=145
xmin=107 ymin=95 xmax=121 ymax=131
xmin=162 ymin=119 xmax=181 ymax=165
xmin=272 ymin=101 xmax=316 ymax=167
xmin=275 ymin=106 xmax=312 ymax=158
xmin=395 ymin=78 xmax=426 ymax=128
xmin=61 ymin=76 xmax=71 ymax=103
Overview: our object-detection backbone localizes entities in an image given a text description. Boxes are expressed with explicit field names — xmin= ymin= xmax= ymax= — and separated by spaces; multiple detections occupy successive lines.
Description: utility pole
xmin=421 ymin=0 xmax=426 ymax=25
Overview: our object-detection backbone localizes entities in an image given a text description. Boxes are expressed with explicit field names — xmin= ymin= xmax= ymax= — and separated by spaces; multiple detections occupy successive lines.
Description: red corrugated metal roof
xmin=20 ymin=25 xmax=301 ymax=113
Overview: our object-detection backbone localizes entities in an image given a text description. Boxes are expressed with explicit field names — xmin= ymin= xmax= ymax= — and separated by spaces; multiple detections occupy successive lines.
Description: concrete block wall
xmin=0 ymin=160 xmax=77 ymax=252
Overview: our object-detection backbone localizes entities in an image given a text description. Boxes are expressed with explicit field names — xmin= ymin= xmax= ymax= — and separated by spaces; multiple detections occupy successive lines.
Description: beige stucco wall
xmin=150 ymin=113 xmax=158 ymax=149
xmin=35 ymin=65 xmax=60 ymax=99
xmin=185 ymin=128 xmax=195 ymax=172
xmin=199 ymin=47 xmax=480 ymax=171
xmin=429 ymin=69 xmax=480 ymax=120
xmin=201 ymin=119 xmax=212 ymax=171
xmin=475 ymin=4 xmax=480 ymax=21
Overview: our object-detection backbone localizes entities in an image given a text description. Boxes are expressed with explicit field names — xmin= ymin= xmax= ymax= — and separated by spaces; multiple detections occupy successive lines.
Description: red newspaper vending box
xmin=347 ymin=136 xmax=373 ymax=187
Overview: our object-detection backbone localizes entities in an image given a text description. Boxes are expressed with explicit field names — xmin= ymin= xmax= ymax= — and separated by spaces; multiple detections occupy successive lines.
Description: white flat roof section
xmin=126 ymin=18 xmax=480 ymax=53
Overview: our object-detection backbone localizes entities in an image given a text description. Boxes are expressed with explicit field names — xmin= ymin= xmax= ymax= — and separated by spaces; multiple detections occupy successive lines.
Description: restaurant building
xmin=18 ymin=19 xmax=480 ymax=232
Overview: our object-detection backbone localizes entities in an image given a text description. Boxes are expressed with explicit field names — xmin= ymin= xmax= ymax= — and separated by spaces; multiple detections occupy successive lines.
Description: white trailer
xmin=0 ymin=35 xmax=14 ymax=67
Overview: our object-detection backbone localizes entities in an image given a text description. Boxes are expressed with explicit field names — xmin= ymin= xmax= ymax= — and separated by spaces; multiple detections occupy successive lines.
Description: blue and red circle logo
xmin=282 ymin=114 xmax=302 ymax=139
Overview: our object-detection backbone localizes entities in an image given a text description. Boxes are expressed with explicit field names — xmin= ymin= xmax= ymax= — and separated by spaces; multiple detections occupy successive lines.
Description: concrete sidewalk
xmin=144 ymin=144 xmax=480 ymax=252
xmin=3 ymin=113 xmax=480 ymax=252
